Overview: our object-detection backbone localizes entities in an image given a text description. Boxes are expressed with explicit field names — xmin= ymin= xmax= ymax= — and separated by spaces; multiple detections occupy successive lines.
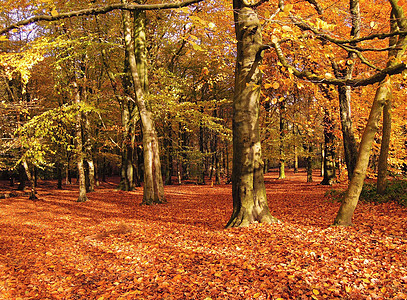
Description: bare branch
xmin=0 ymin=0 xmax=203 ymax=35
xmin=304 ymin=0 xmax=323 ymax=15
xmin=241 ymin=0 xmax=269 ymax=8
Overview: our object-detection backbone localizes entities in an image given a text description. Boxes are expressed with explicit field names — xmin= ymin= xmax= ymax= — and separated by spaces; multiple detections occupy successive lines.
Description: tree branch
xmin=304 ymin=0 xmax=323 ymax=15
xmin=0 ymin=0 xmax=203 ymax=35
xmin=271 ymin=40 xmax=406 ymax=87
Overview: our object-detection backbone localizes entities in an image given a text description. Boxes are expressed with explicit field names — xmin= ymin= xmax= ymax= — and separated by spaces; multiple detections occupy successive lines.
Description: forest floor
xmin=0 ymin=170 xmax=406 ymax=300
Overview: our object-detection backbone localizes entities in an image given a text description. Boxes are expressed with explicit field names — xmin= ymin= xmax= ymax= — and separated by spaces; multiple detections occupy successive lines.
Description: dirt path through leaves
xmin=0 ymin=170 xmax=406 ymax=299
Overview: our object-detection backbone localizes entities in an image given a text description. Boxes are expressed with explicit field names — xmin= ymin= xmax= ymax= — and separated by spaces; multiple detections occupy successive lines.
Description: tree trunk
xmin=278 ymin=100 xmax=286 ymax=179
xmin=377 ymin=10 xmax=398 ymax=195
xmin=226 ymin=3 xmax=278 ymax=228
xmin=22 ymin=159 xmax=37 ymax=200
xmin=321 ymin=109 xmax=336 ymax=185
xmin=17 ymin=162 xmax=26 ymax=191
xmin=198 ymin=117 xmax=206 ymax=185
xmin=333 ymin=0 xmax=360 ymax=181
xmin=334 ymin=3 xmax=406 ymax=225
xmin=122 ymin=3 xmax=164 ymax=204
xmin=333 ymin=78 xmax=391 ymax=226
xmin=56 ymin=162 xmax=63 ymax=189
xmin=73 ymin=82 xmax=88 ymax=203
xmin=306 ymin=144 xmax=313 ymax=183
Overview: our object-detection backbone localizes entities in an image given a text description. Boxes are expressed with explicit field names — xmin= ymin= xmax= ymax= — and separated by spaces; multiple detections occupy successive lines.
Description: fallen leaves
xmin=0 ymin=170 xmax=406 ymax=299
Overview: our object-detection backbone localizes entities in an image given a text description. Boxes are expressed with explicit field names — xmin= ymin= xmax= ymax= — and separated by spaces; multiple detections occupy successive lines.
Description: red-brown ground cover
xmin=0 ymin=170 xmax=406 ymax=299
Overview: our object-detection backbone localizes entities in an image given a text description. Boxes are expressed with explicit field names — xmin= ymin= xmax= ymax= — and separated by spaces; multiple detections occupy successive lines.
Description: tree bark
xmin=333 ymin=78 xmax=391 ymax=225
xmin=278 ymin=100 xmax=286 ymax=179
xmin=226 ymin=3 xmax=278 ymax=228
xmin=306 ymin=144 xmax=313 ymax=183
xmin=73 ymin=82 xmax=88 ymax=203
xmin=332 ymin=0 xmax=360 ymax=180
xmin=22 ymin=159 xmax=37 ymax=200
xmin=320 ymin=109 xmax=336 ymax=185
xmin=377 ymin=9 xmax=398 ymax=194
xmin=334 ymin=2 xmax=406 ymax=225
xmin=122 ymin=3 xmax=164 ymax=204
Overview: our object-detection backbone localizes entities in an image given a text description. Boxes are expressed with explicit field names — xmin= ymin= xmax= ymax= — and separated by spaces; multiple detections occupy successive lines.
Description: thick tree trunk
xmin=333 ymin=78 xmax=391 ymax=226
xmin=226 ymin=3 xmax=278 ymax=228
xmin=122 ymin=4 xmax=164 ymax=204
xmin=321 ymin=110 xmax=336 ymax=185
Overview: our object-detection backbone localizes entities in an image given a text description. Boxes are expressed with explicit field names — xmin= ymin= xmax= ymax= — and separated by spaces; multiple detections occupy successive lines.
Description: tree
xmin=226 ymin=0 xmax=279 ymax=228
xmin=334 ymin=0 xmax=407 ymax=225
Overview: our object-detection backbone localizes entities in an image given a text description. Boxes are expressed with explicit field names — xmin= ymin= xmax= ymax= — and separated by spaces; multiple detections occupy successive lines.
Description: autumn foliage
xmin=1 ymin=170 xmax=406 ymax=299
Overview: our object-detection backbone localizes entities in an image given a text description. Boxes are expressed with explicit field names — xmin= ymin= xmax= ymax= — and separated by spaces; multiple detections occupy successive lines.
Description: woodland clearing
xmin=0 ymin=170 xmax=406 ymax=300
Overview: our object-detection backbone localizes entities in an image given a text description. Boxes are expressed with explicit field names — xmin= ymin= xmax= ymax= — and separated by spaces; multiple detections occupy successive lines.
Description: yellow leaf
xmin=272 ymin=82 xmax=280 ymax=89
xmin=313 ymin=289 xmax=320 ymax=295
xmin=345 ymin=286 xmax=352 ymax=293
xmin=264 ymin=83 xmax=273 ymax=89
xmin=179 ymin=7 xmax=190 ymax=13
xmin=253 ymin=292 xmax=261 ymax=298
xmin=0 ymin=35 xmax=9 ymax=41
xmin=271 ymin=35 xmax=279 ymax=44
xmin=51 ymin=8 xmax=59 ymax=17
xmin=362 ymin=278 xmax=370 ymax=284
xmin=208 ymin=22 xmax=216 ymax=30
xmin=46 ymin=251 xmax=53 ymax=256
xmin=381 ymin=287 xmax=387 ymax=293
xmin=283 ymin=3 xmax=293 ymax=13
xmin=282 ymin=25 xmax=292 ymax=32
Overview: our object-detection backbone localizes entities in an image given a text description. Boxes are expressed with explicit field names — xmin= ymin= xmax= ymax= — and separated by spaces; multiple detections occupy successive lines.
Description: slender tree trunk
xmin=73 ymin=82 xmax=88 ymax=203
xmin=278 ymin=100 xmax=286 ymax=179
xmin=333 ymin=0 xmax=360 ymax=181
xmin=57 ymin=162 xmax=63 ymax=189
xmin=164 ymin=122 xmax=174 ymax=185
xmin=334 ymin=78 xmax=391 ymax=225
xmin=122 ymin=4 xmax=164 ymax=204
xmin=198 ymin=117 xmax=206 ymax=185
xmin=226 ymin=3 xmax=278 ymax=228
xmin=377 ymin=10 xmax=398 ymax=194
xmin=22 ymin=159 xmax=37 ymax=200
xmin=334 ymin=2 xmax=406 ymax=225
xmin=376 ymin=89 xmax=392 ymax=195
xmin=17 ymin=162 xmax=26 ymax=191
xmin=306 ymin=144 xmax=313 ymax=183
xmin=321 ymin=109 xmax=336 ymax=185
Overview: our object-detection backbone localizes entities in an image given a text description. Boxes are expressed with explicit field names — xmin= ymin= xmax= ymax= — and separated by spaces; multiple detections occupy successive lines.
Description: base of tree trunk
xmin=141 ymin=197 xmax=166 ymax=205
xmin=320 ymin=178 xmax=336 ymax=185
xmin=29 ymin=193 xmax=38 ymax=201
xmin=226 ymin=209 xmax=279 ymax=228
xmin=77 ymin=195 xmax=88 ymax=202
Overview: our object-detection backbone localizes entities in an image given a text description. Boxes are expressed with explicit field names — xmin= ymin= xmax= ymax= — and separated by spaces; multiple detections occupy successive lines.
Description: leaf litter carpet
xmin=0 ymin=170 xmax=406 ymax=299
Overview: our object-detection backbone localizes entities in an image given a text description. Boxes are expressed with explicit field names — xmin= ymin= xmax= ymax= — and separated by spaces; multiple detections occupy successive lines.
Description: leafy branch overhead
xmin=0 ymin=0 xmax=204 ymax=35
xmin=263 ymin=0 xmax=407 ymax=87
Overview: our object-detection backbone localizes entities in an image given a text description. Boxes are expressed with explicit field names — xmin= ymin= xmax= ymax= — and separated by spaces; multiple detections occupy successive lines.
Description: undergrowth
xmin=326 ymin=179 xmax=407 ymax=207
